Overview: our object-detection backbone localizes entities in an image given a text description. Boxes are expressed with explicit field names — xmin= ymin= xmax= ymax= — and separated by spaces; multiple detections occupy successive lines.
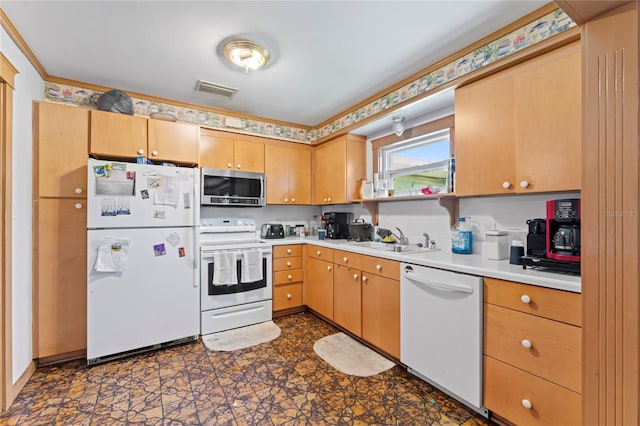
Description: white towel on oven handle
xmin=241 ymin=249 xmax=263 ymax=283
xmin=212 ymin=251 xmax=238 ymax=286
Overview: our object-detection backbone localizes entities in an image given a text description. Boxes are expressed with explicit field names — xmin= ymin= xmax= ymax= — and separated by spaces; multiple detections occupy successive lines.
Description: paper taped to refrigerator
xmin=95 ymin=238 xmax=132 ymax=272
xmin=154 ymin=175 xmax=179 ymax=207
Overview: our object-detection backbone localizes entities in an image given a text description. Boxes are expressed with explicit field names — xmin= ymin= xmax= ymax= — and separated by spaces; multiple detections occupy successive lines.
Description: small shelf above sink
xmin=357 ymin=194 xmax=459 ymax=228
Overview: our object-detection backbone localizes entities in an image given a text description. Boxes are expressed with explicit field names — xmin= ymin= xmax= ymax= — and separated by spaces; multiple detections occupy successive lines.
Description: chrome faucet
xmin=422 ymin=232 xmax=436 ymax=249
xmin=391 ymin=227 xmax=408 ymax=245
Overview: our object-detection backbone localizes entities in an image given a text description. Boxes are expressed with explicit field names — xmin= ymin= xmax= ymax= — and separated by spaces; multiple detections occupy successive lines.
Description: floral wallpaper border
xmin=44 ymin=8 xmax=575 ymax=144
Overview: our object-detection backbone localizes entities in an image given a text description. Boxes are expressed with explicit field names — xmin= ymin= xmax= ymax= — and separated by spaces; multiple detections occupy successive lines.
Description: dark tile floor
xmin=0 ymin=313 xmax=492 ymax=425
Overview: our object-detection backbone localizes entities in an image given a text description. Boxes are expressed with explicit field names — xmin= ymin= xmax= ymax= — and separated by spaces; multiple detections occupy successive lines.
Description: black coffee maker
xmin=322 ymin=212 xmax=352 ymax=239
xmin=526 ymin=218 xmax=547 ymax=258
xmin=546 ymin=199 xmax=581 ymax=262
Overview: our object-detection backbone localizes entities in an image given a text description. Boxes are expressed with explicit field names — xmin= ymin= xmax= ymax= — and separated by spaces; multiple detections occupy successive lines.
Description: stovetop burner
xmin=522 ymin=256 xmax=581 ymax=276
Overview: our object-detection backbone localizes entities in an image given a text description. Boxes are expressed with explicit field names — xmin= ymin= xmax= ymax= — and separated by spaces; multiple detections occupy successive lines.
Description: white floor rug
xmin=202 ymin=321 xmax=281 ymax=351
xmin=313 ymin=332 xmax=395 ymax=377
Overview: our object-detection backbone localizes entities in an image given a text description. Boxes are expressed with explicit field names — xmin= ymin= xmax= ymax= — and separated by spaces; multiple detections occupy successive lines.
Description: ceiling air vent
xmin=195 ymin=80 xmax=238 ymax=98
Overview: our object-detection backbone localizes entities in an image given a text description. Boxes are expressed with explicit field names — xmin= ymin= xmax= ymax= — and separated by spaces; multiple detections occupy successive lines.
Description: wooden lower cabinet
xmin=333 ymin=264 xmax=362 ymax=336
xmin=35 ymin=198 xmax=87 ymax=358
xmin=361 ymin=273 xmax=400 ymax=359
xmin=273 ymin=283 xmax=302 ymax=311
xmin=484 ymin=356 xmax=581 ymax=426
xmin=483 ymin=278 xmax=581 ymax=425
xmin=272 ymin=244 xmax=303 ymax=314
xmin=304 ymin=256 xmax=334 ymax=320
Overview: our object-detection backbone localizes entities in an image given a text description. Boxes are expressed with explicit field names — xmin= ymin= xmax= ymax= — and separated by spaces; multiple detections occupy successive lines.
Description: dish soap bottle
xmin=452 ymin=217 xmax=473 ymax=254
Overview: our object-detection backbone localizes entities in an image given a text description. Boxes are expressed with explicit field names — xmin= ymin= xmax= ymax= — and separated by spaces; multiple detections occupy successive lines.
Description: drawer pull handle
xmin=522 ymin=399 xmax=532 ymax=409
xmin=287 ymin=275 xmax=292 ymax=280
xmin=353 ymin=273 xmax=359 ymax=280
xmin=344 ymin=256 xmax=348 ymax=263
xmin=317 ymin=250 xmax=321 ymax=255
xmin=287 ymin=249 xmax=292 ymax=254
xmin=362 ymin=276 xmax=367 ymax=283
xmin=75 ymin=203 xmax=83 ymax=209
xmin=521 ymin=295 xmax=531 ymax=304
xmin=151 ymin=150 xmax=158 ymax=157
xmin=291 ymin=198 xmax=296 ymax=203
xmin=137 ymin=149 xmax=145 ymax=155
xmin=284 ymin=198 xmax=288 ymax=203
xmin=520 ymin=180 xmax=529 ymax=189
xmin=287 ymin=293 xmax=292 ymax=300
xmin=502 ymin=181 xmax=511 ymax=189
xmin=286 ymin=261 xmax=291 ymax=267
xmin=75 ymin=187 xmax=83 ymax=194
xmin=521 ymin=339 xmax=532 ymax=349
xmin=236 ymin=164 xmax=242 ymax=169
xmin=376 ymin=264 xmax=382 ymax=271
xmin=327 ymin=266 xmax=332 ymax=271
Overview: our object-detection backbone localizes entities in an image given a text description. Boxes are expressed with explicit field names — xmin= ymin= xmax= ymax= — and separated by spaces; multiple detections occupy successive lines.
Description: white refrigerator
xmin=86 ymin=158 xmax=199 ymax=363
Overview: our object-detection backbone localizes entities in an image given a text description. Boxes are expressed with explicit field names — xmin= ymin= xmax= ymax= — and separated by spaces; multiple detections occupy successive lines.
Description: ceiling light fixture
xmin=392 ymin=116 xmax=405 ymax=136
xmin=223 ymin=39 xmax=271 ymax=73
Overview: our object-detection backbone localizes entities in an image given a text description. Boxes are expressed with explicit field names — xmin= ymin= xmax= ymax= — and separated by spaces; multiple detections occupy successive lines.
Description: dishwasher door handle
xmin=404 ymin=271 xmax=474 ymax=294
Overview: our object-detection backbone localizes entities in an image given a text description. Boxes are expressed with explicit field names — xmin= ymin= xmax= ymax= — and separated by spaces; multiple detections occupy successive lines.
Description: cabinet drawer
xmin=484 ymin=277 xmax=580 ymax=326
xmin=273 ymin=245 xmax=302 ymax=258
xmin=484 ymin=356 xmax=581 ymax=426
xmin=484 ymin=303 xmax=581 ymax=393
xmin=273 ymin=283 xmax=303 ymax=311
xmin=360 ymin=256 xmax=400 ymax=280
xmin=274 ymin=269 xmax=303 ymax=285
xmin=306 ymin=246 xmax=334 ymax=262
xmin=273 ymin=257 xmax=302 ymax=271
xmin=334 ymin=250 xmax=365 ymax=269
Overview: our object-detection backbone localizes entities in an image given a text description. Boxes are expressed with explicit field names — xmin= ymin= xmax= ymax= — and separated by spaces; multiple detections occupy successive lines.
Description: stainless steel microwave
xmin=200 ymin=168 xmax=265 ymax=206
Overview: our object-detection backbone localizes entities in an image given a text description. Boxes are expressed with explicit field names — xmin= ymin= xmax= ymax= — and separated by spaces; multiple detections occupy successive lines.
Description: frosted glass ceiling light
xmin=392 ymin=116 xmax=405 ymax=136
xmin=223 ymin=40 xmax=271 ymax=73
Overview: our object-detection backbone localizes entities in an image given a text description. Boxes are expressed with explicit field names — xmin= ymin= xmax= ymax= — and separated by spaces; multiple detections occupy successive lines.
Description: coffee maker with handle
xmin=546 ymin=199 xmax=580 ymax=262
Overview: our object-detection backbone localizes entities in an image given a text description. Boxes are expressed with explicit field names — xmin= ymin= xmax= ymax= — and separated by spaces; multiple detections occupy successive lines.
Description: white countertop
xmin=262 ymin=236 xmax=581 ymax=293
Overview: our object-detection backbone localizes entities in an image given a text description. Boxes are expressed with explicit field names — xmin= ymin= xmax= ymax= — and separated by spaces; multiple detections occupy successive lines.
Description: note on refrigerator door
xmin=95 ymin=238 xmax=132 ymax=272
xmin=153 ymin=175 xmax=179 ymax=207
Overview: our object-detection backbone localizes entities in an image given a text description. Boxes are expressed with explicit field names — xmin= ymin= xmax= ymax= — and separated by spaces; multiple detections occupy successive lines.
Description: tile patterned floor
xmin=0 ymin=313 xmax=492 ymax=425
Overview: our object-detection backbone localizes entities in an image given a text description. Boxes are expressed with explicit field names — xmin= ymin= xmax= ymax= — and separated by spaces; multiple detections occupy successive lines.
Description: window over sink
xmin=379 ymin=128 xmax=451 ymax=196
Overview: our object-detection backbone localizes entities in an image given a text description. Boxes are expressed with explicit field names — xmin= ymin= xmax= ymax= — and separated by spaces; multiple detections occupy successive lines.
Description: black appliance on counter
xmin=522 ymin=198 xmax=581 ymax=275
xmin=322 ymin=212 xmax=352 ymax=239
xmin=348 ymin=219 xmax=374 ymax=242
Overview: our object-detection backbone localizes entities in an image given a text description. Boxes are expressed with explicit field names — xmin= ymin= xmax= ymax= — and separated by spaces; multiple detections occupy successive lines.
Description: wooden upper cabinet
xmin=514 ymin=42 xmax=581 ymax=193
xmin=147 ymin=119 xmax=198 ymax=164
xmin=455 ymin=69 xmax=516 ymax=196
xmin=313 ymin=134 xmax=366 ymax=204
xmin=34 ymin=102 xmax=89 ymax=198
xmin=89 ymin=109 xmax=147 ymax=158
xmin=199 ymin=130 xmax=265 ymax=172
xmin=455 ymin=41 xmax=581 ymax=196
xmin=265 ymin=144 xmax=311 ymax=205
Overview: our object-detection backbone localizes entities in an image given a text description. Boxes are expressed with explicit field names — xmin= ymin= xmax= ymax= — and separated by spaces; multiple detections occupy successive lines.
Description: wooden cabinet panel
xmin=147 ymin=119 xmax=198 ymax=164
xmin=333 ymin=250 xmax=364 ymax=269
xmin=359 ymin=256 xmax=400 ymax=280
xmin=265 ymin=144 xmax=289 ymax=204
xmin=90 ymin=110 xmax=147 ymax=158
xmin=274 ymin=269 xmax=303 ymax=285
xmin=484 ymin=356 xmax=581 ymax=426
xmin=36 ymin=198 xmax=87 ymax=357
xmin=333 ymin=264 xmax=362 ymax=336
xmin=273 ymin=257 xmax=302 ymax=271
xmin=485 ymin=303 xmax=581 ymax=393
xmin=289 ymin=147 xmax=311 ymax=204
xmin=484 ymin=277 xmax=581 ymax=326
xmin=307 ymin=246 xmax=334 ymax=262
xmin=514 ymin=43 xmax=581 ymax=193
xmin=199 ymin=134 xmax=235 ymax=169
xmin=273 ymin=244 xmax=302 ymax=258
xmin=313 ymin=134 xmax=365 ymax=205
xmin=34 ymin=102 xmax=89 ymax=198
xmin=361 ymin=273 xmax=400 ymax=358
xmin=274 ymin=283 xmax=303 ymax=311
xmin=199 ymin=133 xmax=264 ymax=172
xmin=304 ymin=256 xmax=333 ymax=319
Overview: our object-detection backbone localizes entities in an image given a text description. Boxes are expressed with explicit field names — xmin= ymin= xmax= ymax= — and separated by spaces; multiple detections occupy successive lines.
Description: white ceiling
xmin=2 ymin=1 xmax=546 ymax=132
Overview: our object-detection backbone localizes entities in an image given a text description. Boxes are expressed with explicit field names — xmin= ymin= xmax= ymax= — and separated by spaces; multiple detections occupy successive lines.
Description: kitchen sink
xmin=344 ymin=241 xmax=439 ymax=254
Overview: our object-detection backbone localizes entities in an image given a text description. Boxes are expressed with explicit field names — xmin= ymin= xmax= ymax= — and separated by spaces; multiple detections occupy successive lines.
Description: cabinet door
xmin=265 ymin=144 xmax=290 ymax=204
xmin=362 ymin=273 xmax=400 ymax=358
xmin=304 ymin=257 xmax=334 ymax=320
xmin=199 ymin=134 xmax=234 ymax=169
xmin=90 ymin=110 xmax=148 ymax=158
xmin=333 ymin=264 xmax=362 ymax=336
xmin=148 ymin=119 xmax=198 ymax=164
xmin=313 ymin=139 xmax=346 ymax=204
xmin=35 ymin=102 xmax=89 ymax=198
xmin=36 ymin=198 xmax=87 ymax=357
xmin=289 ymin=147 xmax=311 ymax=204
xmin=514 ymin=42 xmax=581 ymax=193
xmin=455 ymin=70 xmax=516 ymax=196
xmin=234 ymin=139 xmax=265 ymax=172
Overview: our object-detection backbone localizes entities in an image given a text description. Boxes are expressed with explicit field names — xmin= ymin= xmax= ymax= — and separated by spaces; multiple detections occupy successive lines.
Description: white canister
xmin=486 ymin=230 xmax=509 ymax=260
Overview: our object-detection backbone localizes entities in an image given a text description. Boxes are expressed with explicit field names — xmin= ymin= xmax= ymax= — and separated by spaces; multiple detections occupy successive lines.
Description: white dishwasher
xmin=400 ymin=263 xmax=487 ymax=416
